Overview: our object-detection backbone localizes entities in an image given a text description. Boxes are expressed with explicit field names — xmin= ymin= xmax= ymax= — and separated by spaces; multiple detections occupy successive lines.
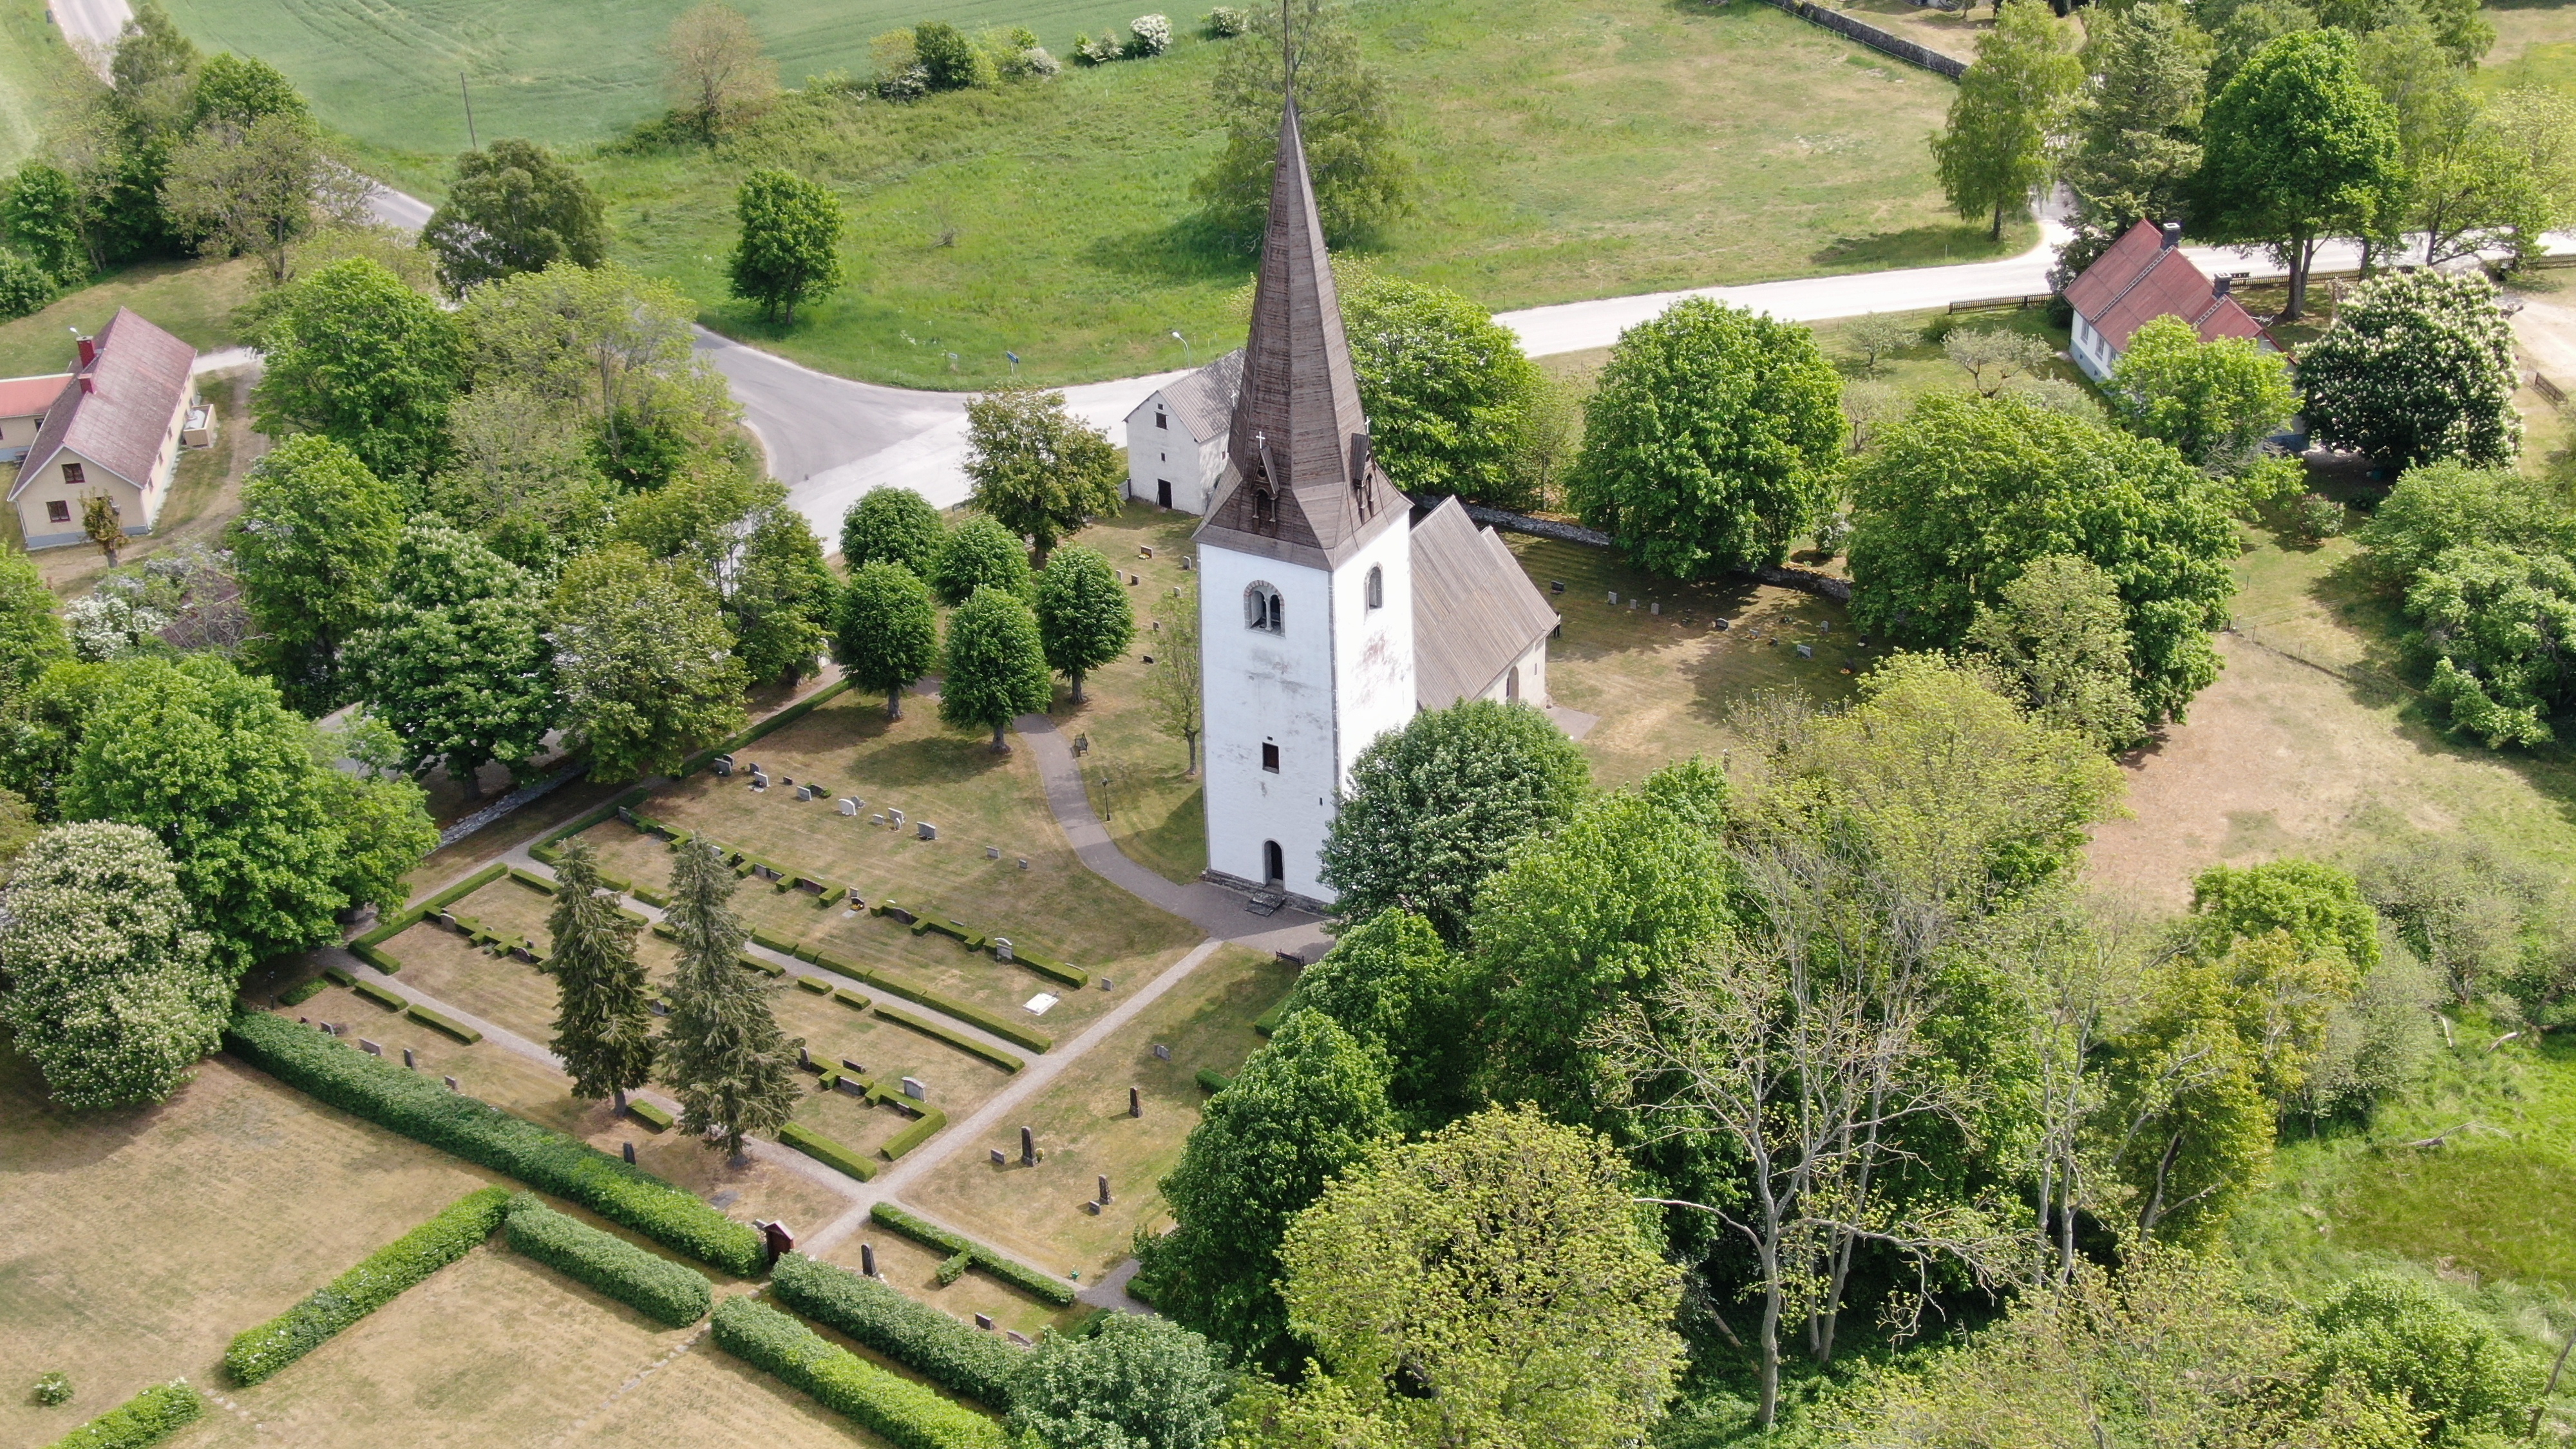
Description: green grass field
xmin=152 ymin=0 xmax=2022 ymax=387
xmin=2476 ymin=0 xmax=2576 ymax=102
xmin=0 ymin=0 xmax=80 ymax=171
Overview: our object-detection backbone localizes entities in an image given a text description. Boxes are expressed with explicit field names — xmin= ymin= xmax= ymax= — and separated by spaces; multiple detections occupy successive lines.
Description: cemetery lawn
xmin=1049 ymin=502 xmax=1211 ymax=886
xmin=908 ymin=942 xmax=1294 ymax=1281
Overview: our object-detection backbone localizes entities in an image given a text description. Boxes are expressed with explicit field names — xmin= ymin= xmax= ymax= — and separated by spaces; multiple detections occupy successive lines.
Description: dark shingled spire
xmin=1196 ymin=47 xmax=1406 ymax=569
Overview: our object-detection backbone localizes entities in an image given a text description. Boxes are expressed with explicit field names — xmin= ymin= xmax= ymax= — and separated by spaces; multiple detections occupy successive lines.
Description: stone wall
xmin=1753 ymin=0 xmax=1969 ymax=79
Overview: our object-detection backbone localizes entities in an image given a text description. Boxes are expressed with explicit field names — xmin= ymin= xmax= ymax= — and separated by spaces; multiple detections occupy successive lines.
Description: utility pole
xmin=460 ymin=71 xmax=477 ymax=149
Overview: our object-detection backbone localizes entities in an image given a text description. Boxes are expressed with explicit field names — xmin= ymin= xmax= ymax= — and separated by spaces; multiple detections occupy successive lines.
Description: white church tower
xmin=1193 ymin=87 xmax=1414 ymax=909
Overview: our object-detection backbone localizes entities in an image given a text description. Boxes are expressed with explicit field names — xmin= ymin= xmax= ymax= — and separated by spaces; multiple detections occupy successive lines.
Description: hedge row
xmin=348 ymin=942 xmax=401 ymax=974
xmin=44 ymin=1381 xmax=202 ymax=1449
xmin=528 ymin=786 xmax=654 ymax=866
xmin=780 ymin=1120 xmax=877 ymax=1180
xmin=1197 ymin=1068 xmax=1233 ymax=1094
xmin=677 ymin=677 xmax=855 ymax=777
xmin=503 ymin=1194 xmax=712 ymax=1326
xmin=882 ymin=1106 xmax=947 ymax=1160
xmin=770 ymin=1253 xmax=1027 ymax=1408
xmin=406 ymin=1002 xmax=484 ymax=1044
xmin=627 ymin=1097 xmax=676 ymax=1130
xmin=224 ymin=1186 xmax=511 ymax=1384
xmin=711 ymin=1296 xmax=1005 ymax=1449
xmin=353 ymin=977 xmax=407 ymax=1011
xmin=353 ymin=862 xmax=509 ymax=948
xmin=868 ymin=1203 xmax=1075 ymax=1306
xmin=875 ymin=1005 xmax=1026 ymax=1073
xmin=225 ymin=1012 xmax=767 ymax=1276
xmin=276 ymin=976 xmax=327 ymax=1007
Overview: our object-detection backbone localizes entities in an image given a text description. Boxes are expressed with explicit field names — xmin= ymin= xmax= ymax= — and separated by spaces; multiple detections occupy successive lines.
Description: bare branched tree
xmin=661 ymin=3 xmax=778 ymax=139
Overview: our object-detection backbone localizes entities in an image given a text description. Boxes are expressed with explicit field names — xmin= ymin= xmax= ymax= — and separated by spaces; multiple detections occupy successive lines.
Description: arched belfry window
xmin=1365 ymin=565 xmax=1383 ymax=611
xmin=1245 ymin=582 xmax=1284 ymax=634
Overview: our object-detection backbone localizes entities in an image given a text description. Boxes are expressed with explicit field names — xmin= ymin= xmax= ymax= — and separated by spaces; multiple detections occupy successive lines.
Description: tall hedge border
xmin=225 ymin=1186 xmax=511 ymax=1384
xmin=771 ymin=1253 xmax=1027 ymax=1408
xmin=224 ymin=1011 xmax=767 ymax=1276
xmin=502 ymin=1194 xmax=712 ymax=1326
xmin=44 ymin=1381 xmax=203 ymax=1449
xmin=869 ymin=1203 xmax=1076 ymax=1306
xmin=711 ymin=1296 xmax=1005 ymax=1449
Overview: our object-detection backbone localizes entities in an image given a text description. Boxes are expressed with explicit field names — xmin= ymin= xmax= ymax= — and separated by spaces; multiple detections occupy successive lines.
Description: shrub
xmin=870 ymin=1202 xmax=1077 ymax=1305
xmin=710 ymin=1296 xmax=1009 ymax=1449
xmin=1126 ymin=14 xmax=1172 ymax=55
xmin=772 ymin=1252 xmax=1029 ymax=1407
xmin=225 ymin=1187 xmax=509 ymax=1383
xmin=353 ymin=978 xmax=407 ymax=1010
xmin=34 ymin=1370 xmax=71 ymax=1406
xmin=1206 ymin=6 xmax=1247 ymax=35
xmin=224 ymin=1011 xmax=766 ymax=1275
xmin=1073 ymin=31 xmax=1122 ymax=64
xmin=0 ymin=248 xmax=55 ymax=321
xmin=44 ymin=1381 xmax=200 ymax=1449
xmin=780 ymin=1120 xmax=878 ymax=1180
xmin=627 ymin=1097 xmax=676 ymax=1130
xmin=938 ymin=1251 xmax=973 ymax=1285
xmin=405 ymin=1003 xmax=484 ymax=1043
xmin=277 ymin=976 xmax=327 ymax=1007
xmin=503 ymin=1194 xmax=712 ymax=1326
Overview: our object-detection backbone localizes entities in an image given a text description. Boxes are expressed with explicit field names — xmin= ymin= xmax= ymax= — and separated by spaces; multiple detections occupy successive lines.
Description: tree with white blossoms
xmin=2299 ymin=265 xmax=2521 ymax=470
xmin=0 ymin=821 xmax=225 ymax=1110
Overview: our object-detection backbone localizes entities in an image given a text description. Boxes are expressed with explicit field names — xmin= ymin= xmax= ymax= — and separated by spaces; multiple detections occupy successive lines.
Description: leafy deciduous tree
xmin=1144 ymin=580 xmax=1204 ymax=775
xmin=424 ymin=139 xmax=609 ymax=296
xmin=839 ymin=487 xmax=945 ymax=576
xmin=160 ymin=111 xmax=365 ymax=284
xmin=231 ymin=433 xmax=403 ymax=704
xmin=345 ymin=517 xmax=556 ymax=796
xmin=929 ymin=514 xmax=1034 ymax=605
xmin=1932 ymin=0 xmax=2083 ymax=240
xmin=2300 ymin=266 xmax=2521 ymax=469
xmin=0 ymin=821 xmax=222 ymax=1110
xmin=252 ymin=257 xmax=466 ymax=484
xmin=1031 ymin=544 xmax=1133 ymax=704
xmin=961 ymin=386 xmax=1122 ymax=564
xmin=834 ymin=561 xmax=939 ymax=720
xmin=726 ymin=509 xmax=836 ymax=687
xmin=1566 ymin=297 xmax=1846 ymax=581
xmin=0 ymin=547 xmax=70 ymax=697
xmin=189 ymin=52 xmax=305 ymax=131
xmin=938 ymin=585 xmax=1050 ymax=752
xmin=1965 ymin=553 xmax=2150 ymax=752
xmin=1340 ymin=265 xmax=1546 ymax=507
xmin=728 ymin=167 xmax=842 ymax=325
xmin=2104 ymin=314 xmax=2299 ymax=469
xmin=1194 ymin=0 xmax=1408 ymax=245
xmin=1009 ymin=1315 xmax=1230 ymax=1449
xmin=547 ymin=544 xmax=749 ymax=781
xmin=2197 ymin=28 xmax=2403 ymax=319
xmin=663 ymin=2 xmax=779 ymax=138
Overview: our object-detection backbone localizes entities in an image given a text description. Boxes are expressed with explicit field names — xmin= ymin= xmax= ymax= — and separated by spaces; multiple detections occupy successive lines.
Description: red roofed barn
xmin=5 ymin=307 xmax=198 ymax=550
xmin=2064 ymin=220 xmax=2275 ymax=383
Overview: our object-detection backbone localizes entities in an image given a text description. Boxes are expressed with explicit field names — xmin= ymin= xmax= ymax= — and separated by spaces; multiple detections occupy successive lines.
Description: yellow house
xmin=5 ymin=308 xmax=197 ymax=550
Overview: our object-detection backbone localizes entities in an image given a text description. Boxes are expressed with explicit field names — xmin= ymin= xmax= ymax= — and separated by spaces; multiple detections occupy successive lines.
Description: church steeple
xmin=1198 ymin=34 xmax=1406 ymax=568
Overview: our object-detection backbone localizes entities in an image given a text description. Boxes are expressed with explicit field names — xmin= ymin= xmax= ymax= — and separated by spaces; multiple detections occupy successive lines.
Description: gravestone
xmin=1796 ymin=643 xmax=1814 ymax=659
xmin=1153 ymin=1043 xmax=1171 ymax=1061
xmin=871 ymin=815 xmax=886 ymax=826
xmin=976 ymin=1313 xmax=995 ymax=1331
xmin=1818 ymin=619 xmax=1832 ymax=632
xmin=1020 ymin=1125 xmax=1036 ymax=1166
xmin=1650 ymin=601 xmax=1662 ymax=616
xmin=842 ymin=1058 xmax=866 ymax=1075
xmin=764 ymin=1222 xmax=796 ymax=1260
xmin=623 ymin=1141 xmax=636 ymax=1164
xmin=993 ymin=937 xmax=1014 ymax=961
xmin=444 ymin=1075 xmax=459 ymax=1091
xmin=1099 ymin=976 xmax=1113 ymax=991
xmin=1550 ymin=580 xmax=1565 ymax=593
xmin=360 ymin=1039 xmax=382 ymax=1056
xmin=836 ymin=1075 xmax=867 ymax=1098
xmin=1008 ymin=1331 xmax=1034 ymax=1346
xmin=903 ymin=1077 xmax=926 ymax=1101
xmin=799 ymin=1046 xmax=812 ymax=1068
xmin=1140 ymin=545 xmax=1155 ymax=558
xmin=1607 ymin=589 xmax=1618 ymax=604
xmin=797 ymin=784 xmax=816 ymax=801
xmin=917 ymin=822 xmax=938 ymax=840
xmin=1098 ymin=1175 xmax=1112 ymax=1205
xmin=986 ymin=846 xmax=1000 ymax=859
xmin=991 ymin=1148 xmax=1008 ymax=1166
xmin=862 ymin=1242 xmax=878 ymax=1277
xmin=751 ymin=776 xmax=768 ymax=792
xmin=1130 ymin=1086 xmax=1142 ymax=1118
xmin=713 ymin=755 xmax=734 ymax=776
xmin=1714 ymin=618 xmax=1730 ymax=630
xmin=1179 ymin=554 xmax=1193 ymax=570
xmin=781 ymin=777 xmax=793 ymax=786
xmin=838 ymin=798 xmax=858 ymax=816
xmin=1018 ymin=858 xmax=1030 ymax=870
xmin=889 ymin=808 xmax=905 ymax=828
xmin=402 ymin=1047 xmax=416 ymax=1069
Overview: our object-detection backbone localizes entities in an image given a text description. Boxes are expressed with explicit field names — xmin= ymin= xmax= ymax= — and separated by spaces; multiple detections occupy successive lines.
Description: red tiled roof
xmin=2066 ymin=219 xmax=2277 ymax=354
xmin=10 ymin=308 xmax=194 ymax=497
xmin=0 ymin=373 xmax=70 ymax=419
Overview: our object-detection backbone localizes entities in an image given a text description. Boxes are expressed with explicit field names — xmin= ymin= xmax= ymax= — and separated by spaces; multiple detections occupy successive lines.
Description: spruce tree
xmin=544 ymin=838 xmax=655 ymax=1111
xmin=654 ymin=839 xmax=802 ymax=1160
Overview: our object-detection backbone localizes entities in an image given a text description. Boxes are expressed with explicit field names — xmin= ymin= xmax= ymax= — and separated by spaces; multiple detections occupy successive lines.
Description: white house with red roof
xmin=3 ymin=308 xmax=198 ymax=550
xmin=2064 ymin=220 xmax=2275 ymax=383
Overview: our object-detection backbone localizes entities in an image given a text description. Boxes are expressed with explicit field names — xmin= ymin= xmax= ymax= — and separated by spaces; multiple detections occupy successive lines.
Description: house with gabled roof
xmin=2064 ymin=220 xmax=2275 ymax=383
xmin=5 ymin=307 xmax=198 ymax=550
xmin=1122 ymin=349 xmax=1243 ymax=513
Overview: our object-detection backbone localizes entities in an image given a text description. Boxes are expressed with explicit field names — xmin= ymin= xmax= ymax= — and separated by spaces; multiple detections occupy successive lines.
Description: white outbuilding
xmin=1121 ymin=350 xmax=1240 ymax=514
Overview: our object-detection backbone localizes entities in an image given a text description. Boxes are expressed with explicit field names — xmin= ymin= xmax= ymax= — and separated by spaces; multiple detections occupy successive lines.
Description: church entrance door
xmin=1157 ymin=479 xmax=1173 ymax=509
xmin=1262 ymin=840 xmax=1284 ymax=886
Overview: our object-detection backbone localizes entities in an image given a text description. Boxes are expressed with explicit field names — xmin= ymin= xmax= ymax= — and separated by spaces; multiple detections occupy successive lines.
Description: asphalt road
xmin=49 ymin=0 xmax=2572 ymax=537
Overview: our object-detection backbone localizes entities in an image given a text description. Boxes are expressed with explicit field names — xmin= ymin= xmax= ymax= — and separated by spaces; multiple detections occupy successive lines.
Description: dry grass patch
xmin=818 ymin=1230 xmax=1076 ymax=1341
xmin=172 ymin=1247 xmax=876 ymax=1448
xmin=909 ymin=944 xmax=1295 ymax=1282
xmin=0 ymin=1048 xmax=495 ymax=1446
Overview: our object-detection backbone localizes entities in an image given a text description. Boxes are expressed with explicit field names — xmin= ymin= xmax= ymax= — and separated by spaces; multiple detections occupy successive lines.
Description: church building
xmin=1193 ymin=92 xmax=1561 ymax=911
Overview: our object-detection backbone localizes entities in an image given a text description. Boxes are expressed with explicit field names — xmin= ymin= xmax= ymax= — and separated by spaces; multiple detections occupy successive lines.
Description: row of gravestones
xmin=795 ymin=1044 xmax=927 ymax=1103
xmin=714 ymin=756 xmax=951 ymax=843
xmin=303 ymin=1018 xmax=459 ymax=1091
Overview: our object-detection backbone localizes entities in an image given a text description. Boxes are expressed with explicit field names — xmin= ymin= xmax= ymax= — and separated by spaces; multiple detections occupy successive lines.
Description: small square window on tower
xmin=1261 ymin=742 xmax=1280 ymax=773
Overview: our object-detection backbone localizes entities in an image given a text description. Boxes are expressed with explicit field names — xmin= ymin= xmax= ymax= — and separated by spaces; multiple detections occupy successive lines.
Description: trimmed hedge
xmin=627 ymin=1098 xmax=676 ymax=1130
xmin=225 ymin=1187 xmax=510 ymax=1384
xmin=678 ymin=677 xmax=855 ymax=777
xmin=770 ymin=1253 xmax=1026 ymax=1408
xmin=277 ymin=976 xmax=327 ymax=1007
xmin=45 ymin=1381 xmax=202 ymax=1449
xmin=507 ymin=867 xmax=558 ymax=895
xmin=1196 ymin=1068 xmax=1233 ymax=1094
xmin=851 ymin=967 xmax=1049 ymax=1054
xmin=529 ymin=786 xmax=654 ymax=866
xmin=354 ymin=862 xmax=511 ymax=949
xmin=353 ymin=978 xmax=407 ymax=1011
xmin=348 ymin=942 xmax=401 ymax=974
xmin=832 ymin=986 xmax=872 ymax=1012
xmin=739 ymin=954 xmax=786 ymax=978
xmin=225 ymin=1012 xmax=766 ymax=1276
xmin=881 ymin=1107 xmax=947 ymax=1160
xmin=875 ymin=1005 xmax=1026 ymax=1073
xmin=405 ymin=1003 xmax=484 ymax=1043
xmin=780 ymin=1121 xmax=877 ymax=1180
xmin=797 ymin=974 xmax=832 ymax=994
xmin=1009 ymin=949 xmax=1088 ymax=989
xmin=712 ymin=1296 xmax=1005 ymax=1449
xmin=322 ymin=964 xmax=355 ymax=989
xmin=868 ymin=1203 xmax=1075 ymax=1306
xmin=503 ymin=1194 xmax=712 ymax=1326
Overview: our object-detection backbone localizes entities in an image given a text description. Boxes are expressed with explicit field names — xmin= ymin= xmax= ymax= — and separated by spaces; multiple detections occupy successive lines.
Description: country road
xmin=50 ymin=0 xmax=2575 ymax=545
